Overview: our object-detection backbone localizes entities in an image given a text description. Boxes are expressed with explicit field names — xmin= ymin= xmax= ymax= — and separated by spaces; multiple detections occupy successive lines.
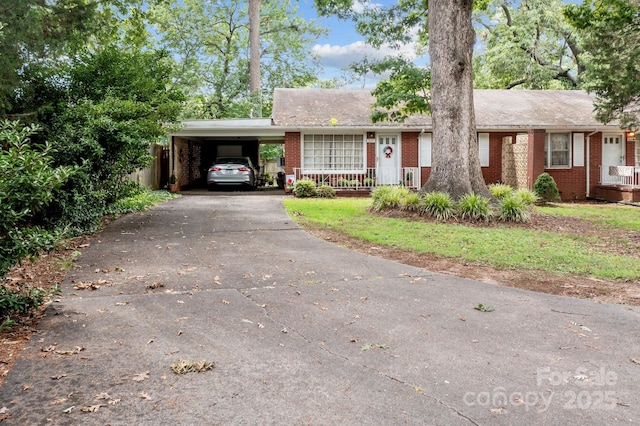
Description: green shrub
xmin=400 ymin=192 xmax=421 ymax=212
xmin=498 ymin=195 xmax=530 ymax=223
xmin=106 ymin=187 xmax=177 ymax=215
xmin=0 ymin=121 xmax=74 ymax=278
xmin=293 ymin=179 xmax=317 ymax=198
xmin=514 ymin=188 xmax=539 ymax=206
xmin=316 ymin=185 xmax=336 ymax=198
xmin=0 ymin=227 xmax=62 ymax=277
xmin=0 ymin=285 xmax=49 ymax=319
xmin=419 ymin=191 xmax=455 ymax=220
xmin=533 ymin=173 xmax=560 ymax=203
xmin=458 ymin=193 xmax=492 ymax=221
xmin=488 ymin=183 xmax=514 ymax=200
xmin=370 ymin=186 xmax=410 ymax=211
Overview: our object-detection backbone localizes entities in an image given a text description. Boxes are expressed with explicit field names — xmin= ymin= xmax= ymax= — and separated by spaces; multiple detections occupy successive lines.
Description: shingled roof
xmin=272 ymin=88 xmax=613 ymax=130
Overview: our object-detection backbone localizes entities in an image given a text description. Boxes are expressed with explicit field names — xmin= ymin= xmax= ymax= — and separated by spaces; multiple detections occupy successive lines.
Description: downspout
xmin=586 ymin=129 xmax=599 ymax=199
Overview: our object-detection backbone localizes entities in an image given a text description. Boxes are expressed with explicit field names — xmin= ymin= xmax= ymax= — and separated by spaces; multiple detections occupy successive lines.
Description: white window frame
xmin=419 ymin=133 xmax=432 ymax=167
xmin=478 ymin=133 xmax=490 ymax=167
xmin=301 ymin=133 xmax=366 ymax=174
xmin=545 ymin=132 xmax=572 ymax=168
xmin=573 ymin=133 xmax=585 ymax=167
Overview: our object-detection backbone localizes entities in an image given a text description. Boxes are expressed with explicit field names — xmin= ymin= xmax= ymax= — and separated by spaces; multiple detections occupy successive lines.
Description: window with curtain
xmin=302 ymin=134 xmax=365 ymax=172
xmin=545 ymin=133 xmax=571 ymax=167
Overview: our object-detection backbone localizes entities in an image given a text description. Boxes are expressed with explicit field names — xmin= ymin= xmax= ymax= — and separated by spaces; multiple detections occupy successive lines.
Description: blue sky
xmin=296 ymin=0 xmax=425 ymax=86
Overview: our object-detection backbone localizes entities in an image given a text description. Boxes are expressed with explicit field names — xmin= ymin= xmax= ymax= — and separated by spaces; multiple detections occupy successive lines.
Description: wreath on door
xmin=383 ymin=146 xmax=393 ymax=158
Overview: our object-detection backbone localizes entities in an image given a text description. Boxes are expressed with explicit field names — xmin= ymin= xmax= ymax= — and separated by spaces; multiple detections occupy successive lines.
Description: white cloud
xmin=312 ymin=40 xmax=420 ymax=70
xmin=351 ymin=1 xmax=383 ymax=14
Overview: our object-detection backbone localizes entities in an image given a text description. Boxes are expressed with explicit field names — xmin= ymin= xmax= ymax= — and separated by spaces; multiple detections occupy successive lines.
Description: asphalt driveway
xmin=0 ymin=194 xmax=639 ymax=425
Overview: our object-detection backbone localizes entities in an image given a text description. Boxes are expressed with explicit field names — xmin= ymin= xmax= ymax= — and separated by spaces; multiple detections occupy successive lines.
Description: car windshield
xmin=215 ymin=157 xmax=250 ymax=166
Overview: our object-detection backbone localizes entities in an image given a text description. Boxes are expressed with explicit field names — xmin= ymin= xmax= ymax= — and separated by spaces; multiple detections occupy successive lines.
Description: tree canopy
xmin=473 ymin=0 xmax=584 ymax=89
xmin=0 ymin=0 xmax=96 ymax=114
xmin=149 ymin=0 xmax=327 ymax=118
xmin=565 ymin=0 xmax=640 ymax=129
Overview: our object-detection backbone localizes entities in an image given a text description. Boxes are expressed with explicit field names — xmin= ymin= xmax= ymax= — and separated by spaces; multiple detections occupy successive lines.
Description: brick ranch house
xmin=169 ymin=88 xmax=640 ymax=202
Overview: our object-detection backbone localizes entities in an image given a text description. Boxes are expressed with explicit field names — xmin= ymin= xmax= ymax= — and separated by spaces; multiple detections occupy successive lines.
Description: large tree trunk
xmin=249 ymin=0 xmax=262 ymax=117
xmin=423 ymin=0 xmax=491 ymax=200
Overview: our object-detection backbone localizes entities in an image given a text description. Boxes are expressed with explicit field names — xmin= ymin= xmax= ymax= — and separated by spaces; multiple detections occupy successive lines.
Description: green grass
xmin=109 ymin=188 xmax=179 ymax=215
xmin=536 ymin=203 xmax=640 ymax=232
xmin=284 ymin=198 xmax=640 ymax=280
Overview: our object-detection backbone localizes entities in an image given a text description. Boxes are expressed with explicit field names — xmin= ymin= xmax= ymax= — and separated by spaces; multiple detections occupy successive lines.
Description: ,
xmin=207 ymin=157 xmax=258 ymax=190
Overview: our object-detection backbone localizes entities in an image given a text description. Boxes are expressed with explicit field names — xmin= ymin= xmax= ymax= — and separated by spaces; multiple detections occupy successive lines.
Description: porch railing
xmin=292 ymin=167 xmax=421 ymax=190
xmin=600 ymin=166 xmax=640 ymax=188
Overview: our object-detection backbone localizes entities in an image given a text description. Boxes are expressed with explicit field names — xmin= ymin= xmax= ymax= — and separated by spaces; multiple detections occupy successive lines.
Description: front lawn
xmin=284 ymin=198 xmax=640 ymax=281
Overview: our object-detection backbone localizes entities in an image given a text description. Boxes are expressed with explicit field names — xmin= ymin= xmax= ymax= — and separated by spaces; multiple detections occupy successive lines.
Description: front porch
xmin=594 ymin=166 xmax=640 ymax=203
xmin=292 ymin=167 xmax=421 ymax=192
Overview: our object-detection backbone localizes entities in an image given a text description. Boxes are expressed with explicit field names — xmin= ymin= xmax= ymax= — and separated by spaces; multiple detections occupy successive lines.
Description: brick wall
xmin=172 ymin=137 xmax=189 ymax=187
xmin=284 ymin=132 xmax=301 ymax=174
xmin=587 ymin=133 xmax=602 ymax=198
xmin=367 ymin=139 xmax=376 ymax=169
xmin=545 ymin=132 xmax=598 ymax=201
xmin=484 ymin=132 xmax=518 ymax=184
xmin=283 ymin=129 xmax=618 ymax=201
xmin=527 ymin=129 xmax=546 ymax=193
xmin=402 ymin=132 xmax=419 ymax=167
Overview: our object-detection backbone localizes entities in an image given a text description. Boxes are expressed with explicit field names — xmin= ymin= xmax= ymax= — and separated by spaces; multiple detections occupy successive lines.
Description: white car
xmin=207 ymin=157 xmax=257 ymax=190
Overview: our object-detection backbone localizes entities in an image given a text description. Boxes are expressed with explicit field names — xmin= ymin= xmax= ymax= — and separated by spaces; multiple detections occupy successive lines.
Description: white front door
xmin=377 ymin=134 xmax=400 ymax=184
xmin=602 ymin=134 xmax=625 ymax=183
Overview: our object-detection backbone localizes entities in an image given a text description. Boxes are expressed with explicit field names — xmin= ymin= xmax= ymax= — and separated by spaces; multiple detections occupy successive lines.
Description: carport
xmin=169 ymin=118 xmax=285 ymax=189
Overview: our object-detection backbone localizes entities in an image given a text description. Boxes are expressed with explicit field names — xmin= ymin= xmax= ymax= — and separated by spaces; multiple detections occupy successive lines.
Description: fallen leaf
xmin=94 ymin=392 xmax=111 ymax=401
xmin=630 ymin=358 xmax=640 ymax=365
xmin=50 ymin=398 xmax=67 ymax=405
xmin=221 ymin=299 xmax=230 ymax=304
xmin=55 ymin=346 xmax=84 ymax=355
xmin=80 ymin=405 xmax=103 ymax=412
xmin=22 ymin=384 xmax=32 ymax=391
xmin=108 ymin=399 xmax=121 ymax=405
xmin=131 ymin=371 xmax=149 ymax=382
xmin=0 ymin=407 xmax=7 ymax=414
xmin=51 ymin=374 xmax=68 ymax=380
xmin=170 ymin=359 xmax=215 ymax=374
xmin=74 ymin=281 xmax=101 ymax=290
xmin=139 ymin=392 xmax=152 ymax=400
xmin=146 ymin=282 xmax=165 ymax=289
